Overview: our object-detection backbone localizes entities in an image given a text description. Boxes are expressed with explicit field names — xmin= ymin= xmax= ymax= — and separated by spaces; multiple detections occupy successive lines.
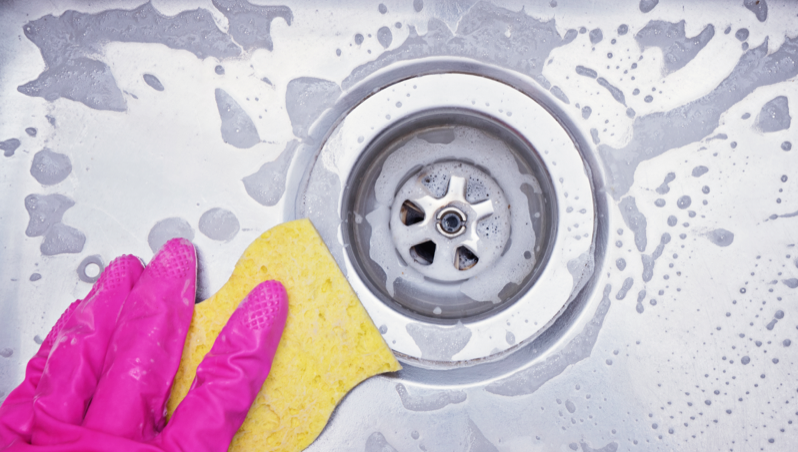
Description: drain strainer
xmin=391 ymin=162 xmax=510 ymax=281
xmin=300 ymin=73 xmax=596 ymax=366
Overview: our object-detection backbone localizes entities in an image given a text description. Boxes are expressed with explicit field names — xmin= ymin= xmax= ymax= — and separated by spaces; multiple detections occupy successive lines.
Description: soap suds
xmin=24 ymin=194 xmax=74 ymax=237
xmin=30 ymin=149 xmax=72 ymax=185
xmin=18 ymin=2 xmax=243 ymax=111
xmin=76 ymin=254 xmax=104 ymax=284
xmin=486 ymin=285 xmax=611 ymax=396
xmin=143 ymin=74 xmax=164 ymax=91
xmin=40 ymin=223 xmax=86 ymax=256
xmin=377 ymin=26 xmax=393 ymax=49
xmin=215 ymin=88 xmax=260 ymax=149
xmin=706 ymin=228 xmax=734 ymax=247
xmin=639 ymin=0 xmax=659 ymax=13
xmin=755 ymin=96 xmax=791 ymax=133
xmin=635 ymin=21 xmax=714 ymax=75
xmin=589 ymin=28 xmax=603 ymax=45
xmin=198 ymin=208 xmax=240 ymax=241
xmin=736 ymin=29 xmax=750 ymax=42
xmin=24 ymin=194 xmax=86 ymax=256
xmin=576 ymin=66 xmax=598 ymax=78
xmin=463 ymin=418 xmax=499 ymax=452
xmin=342 ymin=2 xmax=577 ymax=91
xmin=600 ymin=37 xmax=798 ymax=199
xmin=550 ymin=86 xmax=570 ymax=104
xmin=365 ymin=432 xmax=398 ymax=452
xmin=406 ymin=321 xmax=472 ymax=361
xmin=211 ymin=0 xmax=292 ymax=51
xmin=655 ymin=172 xmax=675 ymax=194
xmin=242 ymin=140 xmax=298 ymax=206
xmin=642 ymin=233 xmax=670 ymax=282
xmin=691 ymin=165 xmax=708 ymax=177
xmin=19 ymin=58 xmax=127 ymax=111
xmin=581 ymin=441 xmax=619 ymax=452
xmin=616 ymin=277 xmax=633 ymax=300
xmin=147 ymin=217 xmax=194 ymax=253
xmin=618 ymin=197 xmax=647 ymax=252
xmin=395 ymin=383 xmax=466 ymax=411
xmin=596 ymin=78 xmax=626 ymax=106
xmin=567 ymin=252 xmax=595 ymax=303
xmin=590 ymin=129 xmax=600 ymax=144
xmin=285 ymin=78 xmax=341 ymax=140
xmin=25 ymin=128 xmax=37 ymax=137
xmin=1 ymin=138 xmax=20 ymax=157
xmin=744 ymin=0 xmax=768 ymax=22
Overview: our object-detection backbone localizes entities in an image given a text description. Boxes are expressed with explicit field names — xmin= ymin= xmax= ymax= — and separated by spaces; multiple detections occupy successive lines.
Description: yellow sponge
xmin=167 ymin=219 xmax=401 ymax=451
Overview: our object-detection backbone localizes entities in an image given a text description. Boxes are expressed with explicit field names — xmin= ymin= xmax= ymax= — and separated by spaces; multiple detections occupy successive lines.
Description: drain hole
xmin=410 ymin=241 xmax=436 ymax=265
xmin=456 ymin=246 xmax=479 ymax=270
xmin=400 ymin=200 xmax=425 ymax=226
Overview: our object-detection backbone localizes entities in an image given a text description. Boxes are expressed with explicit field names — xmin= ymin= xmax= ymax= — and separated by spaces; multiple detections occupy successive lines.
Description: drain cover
xmin=300 ymin=73 xmax=596 ymax=366
xmin=391 ymin=162 xmax=510 ymax=281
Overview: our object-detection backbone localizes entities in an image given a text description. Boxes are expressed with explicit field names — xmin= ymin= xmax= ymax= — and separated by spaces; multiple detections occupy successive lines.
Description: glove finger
xmin=82 ymin=238 xmax=196 ymax=442
xmin=0 ymin=299 xmax=79 ymax=447
xmin=29 ymin=255 xmax=144 ymax=445
xmin=155 ymin=281 xmax=288 ymax=452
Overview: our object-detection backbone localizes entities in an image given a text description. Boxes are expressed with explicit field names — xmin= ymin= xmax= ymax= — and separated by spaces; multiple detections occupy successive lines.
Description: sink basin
xmin=1 ymin=0 xmax=797 ymax=450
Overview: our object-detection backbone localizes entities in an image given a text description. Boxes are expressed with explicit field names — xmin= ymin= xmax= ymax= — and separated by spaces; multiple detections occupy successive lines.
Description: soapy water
xmin=17 ymin=1 xmax=290 ymax=111
xmin=364 ymin=432 xmax=397 ymax=452
xmin=341 ymin=2 xmax=578 ymax=97
xmin=30 ymin=149 xmax=72 ymax=186
xmin=639 ymin=0 xmax=659 ymax=14
xmin=705 ymin=228 xmax=734 ymax=247
xmin=744 ymin=0 xmax=769 ymax=22
xmin=285 ymin=78 xmax=342 ymax=140
xmin=615 ymin=277 xmax=633 ymax=300
xmin=635 ymin=21 xmax=715 ymax=75
xmin=242 ymin=140 xmax=298 ymax=206
xmin=600 ymin=36 xmax=798 ymax=199
xmin=618 ymin=197 xmax=647 ymax=252
xmin=367 ymin=126 xmax=541 ymax=303
xmin=215 ymin=89 xmax=260 ymax=149
xmin=24 ymin=194 xmax=86 ymax=256
xmin=377 ymin=26 xmax=393 ymax=49
xmin=394 ymin=383 xmax=466 ymax=411
xmin=486 ymin=285 xmax=611 ymax=396
xmin=211 ymin=0 xmax=292 ymax=52
xmin=198 ymin=208 xmax=240 ymax=242
xmin=76 ymin=255 xmax=105 ymax=284
xmin=405 ymin=321 xmax=472 ymax=361
xmin=1 ymin=138 xmax=20 ymax=157
xmin=147 ymin=217 xmax=194 ymax=253
xmin=641 ymin=233 xmax=670 ymax=282
xmin=142 ymin=74 xmax=164 ymax=92
xmin=462 ymin=418 xmax=499 ymax=452
xmin=755 ymin=96 xmax=791 ymax=133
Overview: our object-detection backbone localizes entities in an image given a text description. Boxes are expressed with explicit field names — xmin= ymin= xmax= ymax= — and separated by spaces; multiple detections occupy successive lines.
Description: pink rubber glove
xmin=0 ymin=238 xmax=288 ymax=452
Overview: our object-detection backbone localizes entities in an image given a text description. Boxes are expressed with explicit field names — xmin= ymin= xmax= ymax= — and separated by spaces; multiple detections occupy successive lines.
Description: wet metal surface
xmin=1 ymin=0 xmax=798 ymax=450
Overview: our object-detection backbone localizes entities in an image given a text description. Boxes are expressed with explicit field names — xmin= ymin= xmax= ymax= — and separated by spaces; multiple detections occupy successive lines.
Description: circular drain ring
xmin=305 ymin=74 xmax=595 ymax=365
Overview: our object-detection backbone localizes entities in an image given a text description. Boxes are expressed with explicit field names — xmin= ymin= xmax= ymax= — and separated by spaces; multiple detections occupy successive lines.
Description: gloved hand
xmin=0 ymin=238 xmax=288 ymax=452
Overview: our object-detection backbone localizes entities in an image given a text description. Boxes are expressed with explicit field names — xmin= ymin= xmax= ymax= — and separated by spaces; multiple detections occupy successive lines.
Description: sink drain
xmin=299 ymin=73 xmax=596 ymax=366
xmin=391 ymin=162 xmax=509 ymax=281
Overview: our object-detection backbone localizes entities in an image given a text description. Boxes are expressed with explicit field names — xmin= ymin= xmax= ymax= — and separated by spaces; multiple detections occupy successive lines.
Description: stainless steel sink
xmin=1 ymin=0 xmax=797 ymax=450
